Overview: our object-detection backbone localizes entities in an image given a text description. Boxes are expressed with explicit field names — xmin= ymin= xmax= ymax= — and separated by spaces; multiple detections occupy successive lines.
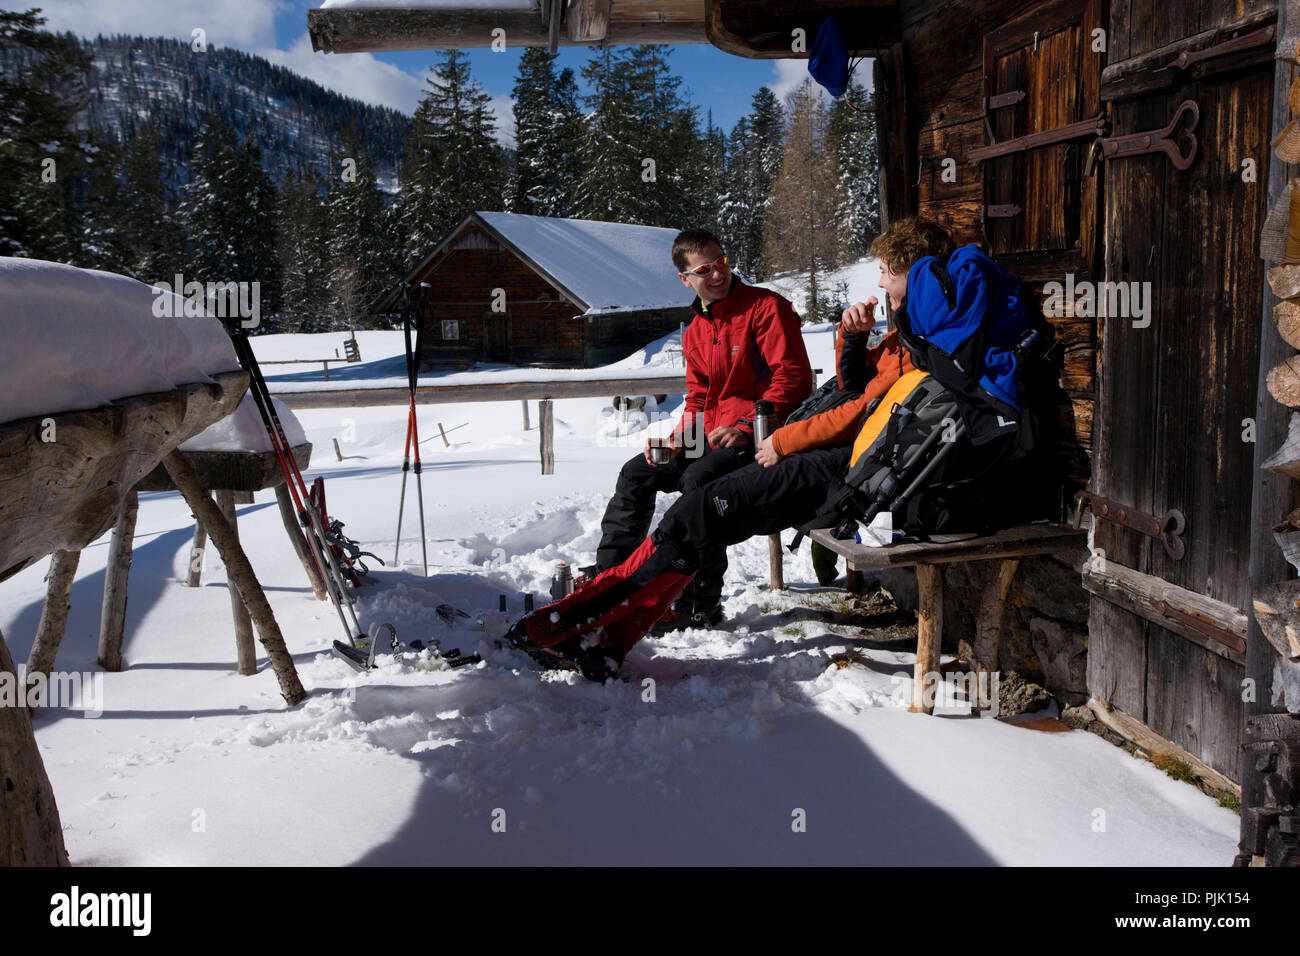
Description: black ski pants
xmin=597 ymin=445 xmax=748 ymax=607
xmin=654 ymin=445 xmax=851 ymax=562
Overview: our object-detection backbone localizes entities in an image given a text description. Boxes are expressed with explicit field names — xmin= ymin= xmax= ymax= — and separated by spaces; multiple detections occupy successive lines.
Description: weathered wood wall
xmin=1089 ymin=0 xmax=1276 ymax=777
xmin=900 ymin=0 xmax=1097 ymax=486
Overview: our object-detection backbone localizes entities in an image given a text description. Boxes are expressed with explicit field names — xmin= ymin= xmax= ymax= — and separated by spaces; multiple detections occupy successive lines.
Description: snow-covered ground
xmin=3 ymin=319 xmax=1239 ymax=866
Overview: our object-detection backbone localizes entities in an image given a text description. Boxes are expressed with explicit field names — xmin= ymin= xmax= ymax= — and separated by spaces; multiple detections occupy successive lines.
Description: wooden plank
xmin=134 ymin=443 xmax=312 ymax=493
xmin=809 ymin=523 xmax=1086 ymax=569
xmin=1100 ymin=8 xmax=1278 ymax=101
xmin=273 ymin=376 xmax=688 ymax=409
xmin=1089 ymin=695 xmax=1241 ymax=794
xmin=1081 ymin=559 xmax=1248 ymax=665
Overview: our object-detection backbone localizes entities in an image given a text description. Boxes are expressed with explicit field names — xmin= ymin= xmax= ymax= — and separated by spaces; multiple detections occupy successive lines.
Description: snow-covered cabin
xmin=371 ymin=212 xmax=694 ymax=368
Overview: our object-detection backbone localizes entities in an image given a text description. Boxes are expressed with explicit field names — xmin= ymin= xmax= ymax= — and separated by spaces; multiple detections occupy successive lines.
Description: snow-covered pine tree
xmin=0 ymin=9 xmax=91 ymax=263
xmin=719 ymin=87 xmax=784 ymax=279
xmin=828 ymin=77 xmax=881 ymax=259
xmin=277 ymin=169 xmax=331 ymax=333
xmin=761 ymin=79 xmax=851 ymax=319
xmin=510 ymin=48 xmax=580 ymax=217
xmin=179 ymin=118 xmax=281 ymax=330
xmin=398 ymin=50 xmax=504 ymax=263
xmin=325 ymin=131 xmax=396 ymax=331
xmin=572 ymin=47 xmax=645 ymax=224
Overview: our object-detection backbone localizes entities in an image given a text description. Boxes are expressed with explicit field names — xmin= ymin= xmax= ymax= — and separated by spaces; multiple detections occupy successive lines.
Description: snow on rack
xmin=0 ymin=257 xmax=240 ymax=427
xmin=179 ymin=393 xmax=307 ymax=454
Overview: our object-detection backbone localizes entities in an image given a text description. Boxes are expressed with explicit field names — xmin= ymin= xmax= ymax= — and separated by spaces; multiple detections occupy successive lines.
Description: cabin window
xmin=442 ymin=320 xmax=460 ymax=341
xmin=977 ymin=0 xmax=1102 ymax=271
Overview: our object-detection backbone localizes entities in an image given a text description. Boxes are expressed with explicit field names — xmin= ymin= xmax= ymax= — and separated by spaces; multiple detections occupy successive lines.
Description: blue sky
xmin=34 ymin=0 xmax=870 ymax=146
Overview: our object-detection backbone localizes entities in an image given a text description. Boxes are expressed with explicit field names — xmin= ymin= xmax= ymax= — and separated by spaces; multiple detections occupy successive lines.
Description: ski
xmin=392 ymin=283 xmax=430 ymax=574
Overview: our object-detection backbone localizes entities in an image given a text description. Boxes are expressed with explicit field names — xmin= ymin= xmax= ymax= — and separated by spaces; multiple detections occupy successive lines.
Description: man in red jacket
xmin=594 ymin=229 xmax=813 ymax=627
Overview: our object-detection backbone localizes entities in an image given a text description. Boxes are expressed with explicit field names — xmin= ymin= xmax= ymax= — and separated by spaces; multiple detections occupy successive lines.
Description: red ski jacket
xmin=670 ymin=278 xmax=813 ymax=446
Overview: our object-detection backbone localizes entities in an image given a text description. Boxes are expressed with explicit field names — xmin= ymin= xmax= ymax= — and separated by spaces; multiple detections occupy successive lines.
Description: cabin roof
xmin=376 ymin=212 xmax=692 ymax=316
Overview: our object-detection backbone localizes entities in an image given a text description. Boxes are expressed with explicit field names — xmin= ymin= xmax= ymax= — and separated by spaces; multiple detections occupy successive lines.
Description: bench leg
xmin=973 ymin=558 xmax=1020 ymax=674
xmin=845 ymin=567 xmax=864 ymax=595
xmin=910 ymin=563 xmax=942 ymax=714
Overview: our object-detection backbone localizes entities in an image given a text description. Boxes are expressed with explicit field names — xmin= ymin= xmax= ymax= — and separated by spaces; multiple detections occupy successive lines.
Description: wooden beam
xmin=569 ymin=0 xmax=611 ymax=43
xmin=275 ymin=484 xmax=328 ymax=602
xmin=0 ymin=370 xmax=247 ymax=584
xmin=1089 ymin=696 xmax=1241 ymax=796
xmin=273 ymin=376 xmax=687 ymax=410
xmin=1082 ymin=558 xmax=1248 ymax=666
xmin=307 ymin=7 xmax=704 ymax=54
xmin=1252 ymin=580 xmax=1300 ymax=661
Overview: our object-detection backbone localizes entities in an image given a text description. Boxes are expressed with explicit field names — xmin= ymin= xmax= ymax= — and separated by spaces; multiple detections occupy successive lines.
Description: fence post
xmin=539 ymin=399 xmax=554 ymax=475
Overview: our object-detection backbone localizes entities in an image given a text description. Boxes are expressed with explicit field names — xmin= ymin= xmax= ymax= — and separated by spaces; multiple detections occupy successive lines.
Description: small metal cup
xmin=649 ymin=444 xmax=672 ymax=465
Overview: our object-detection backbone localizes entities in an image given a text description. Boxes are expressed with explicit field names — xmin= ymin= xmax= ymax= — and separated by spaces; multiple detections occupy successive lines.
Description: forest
xmin=0 ymin=8 xmax=879 ymax=333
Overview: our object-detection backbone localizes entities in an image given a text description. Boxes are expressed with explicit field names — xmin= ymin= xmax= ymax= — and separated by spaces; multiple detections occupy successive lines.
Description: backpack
xmin=784 ymin=376 xmax=863 ymax=426
xmin=796 ymin=246 xmax=1063 ymax=541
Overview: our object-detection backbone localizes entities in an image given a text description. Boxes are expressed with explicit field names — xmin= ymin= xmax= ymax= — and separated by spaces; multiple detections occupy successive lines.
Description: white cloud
xmin=262 ymin=35 xmax=426 ymax=116
xmin=38 ymin=0 xmax=278 ymax=50
xmin=487 ymin=93 xmax=515 ymax=150
xmin=768 ymin=57 xmax=875 ymax=107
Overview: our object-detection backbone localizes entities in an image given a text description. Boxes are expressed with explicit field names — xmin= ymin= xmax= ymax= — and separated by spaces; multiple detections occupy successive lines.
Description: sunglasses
xmin=681 ymin=254 xmax=729 ymax=277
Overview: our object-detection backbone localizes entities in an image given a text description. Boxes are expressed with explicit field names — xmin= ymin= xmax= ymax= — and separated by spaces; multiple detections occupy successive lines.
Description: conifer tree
xmin=761 ymin=80 xmax=851 ymax=319
xmin=277 ymin=169 xmax=330 ymax=332
xmin=325 ymin=133 xmax=395 ymax=331
xmin=0 ymin=9 xmax=91 ymax=261
xmin=399 ymin=50 xmax=504 ymax=262
xmin=827 ymin=77 xmax=881 ymax=258
xmin=510 ymin=48 xmax=580 ymax=217
xmin=719 ymin=87 xmax=784 ymax=279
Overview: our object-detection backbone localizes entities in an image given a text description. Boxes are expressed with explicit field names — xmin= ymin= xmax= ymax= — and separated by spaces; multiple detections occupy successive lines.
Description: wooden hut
xmin=371 ymin=212 xmax=694 ymax=369
xmin=312 ymin=0 xmax=1300 ymax=865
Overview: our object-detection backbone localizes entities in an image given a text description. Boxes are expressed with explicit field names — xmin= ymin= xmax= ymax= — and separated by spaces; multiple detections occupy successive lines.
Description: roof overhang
xmin=308 ymin=1 xmax=900 ymax=57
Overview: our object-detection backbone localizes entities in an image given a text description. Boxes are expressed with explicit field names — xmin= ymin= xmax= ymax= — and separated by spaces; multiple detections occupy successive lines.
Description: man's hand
xmin=643 ymin=437 xmax=679 ymax=465
xmin=755 ymin=435 xmax=782 ymax=468
xmin=707 ymin=425 xmax=749 ymax=449
xmin=840 ymin=298 xmax=879 ymax=334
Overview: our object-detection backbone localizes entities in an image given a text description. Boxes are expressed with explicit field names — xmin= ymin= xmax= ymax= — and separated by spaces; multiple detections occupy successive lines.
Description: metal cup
xmin=649 ymin=444 xmax=672 ymax=465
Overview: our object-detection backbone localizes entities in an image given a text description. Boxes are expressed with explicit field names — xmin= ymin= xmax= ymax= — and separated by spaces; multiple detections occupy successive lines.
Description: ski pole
xmin=412 ymin=282 xmax=430 ymax=576
xmin=393 ymin=287 xmax=415 ymax=566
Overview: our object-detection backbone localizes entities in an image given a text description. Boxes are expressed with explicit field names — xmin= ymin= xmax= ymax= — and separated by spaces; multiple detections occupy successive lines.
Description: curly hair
xmin=869 ymin=218 xmax=956 ymax=275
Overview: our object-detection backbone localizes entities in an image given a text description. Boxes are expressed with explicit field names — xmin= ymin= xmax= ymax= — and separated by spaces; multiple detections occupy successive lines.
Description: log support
xmin=26 ymin=549 xmax=82 ymax=701
xmin=163 ymin=452 xmax=307 ymax=706
xmin=97 ymin=490 xmax=138 ymax=672
xmin=276 ymin=484 xmax=328 ymax=601
xmin=0 ymin=626 xmax=70 ymax=866
xmin=539 ymin=399 xmax=555 ymax=475
xmin=973 ymin=559 xmax=1022 ymax=672
xmin=186 ymin=519 xmax=206 ymax=587
xmin=216 ymin=490 xmax=257 ymax=676
xmin=911 ymin=563 xmax=943 ymax=714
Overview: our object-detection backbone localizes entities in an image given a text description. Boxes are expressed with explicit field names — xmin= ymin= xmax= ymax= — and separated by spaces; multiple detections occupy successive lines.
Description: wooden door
xmin=484 ymin=312 xmax=510 ymax=362
xmin=1088 ymin=0 xmax=1276 ymax=779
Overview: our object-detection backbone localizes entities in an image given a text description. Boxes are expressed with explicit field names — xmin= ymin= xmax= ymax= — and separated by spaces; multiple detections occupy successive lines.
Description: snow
xmin=3 ymin=320 xmax=1240 ymax=865
xmin=0 ymin=257 xmax=240 ymax=427
xmin=178 ymin=394 xmax=307 ymax=453
xmin=476 ymin=211 xmax=691 ymax=315
xmin=757 ymin=256 xmax=888 ymax=323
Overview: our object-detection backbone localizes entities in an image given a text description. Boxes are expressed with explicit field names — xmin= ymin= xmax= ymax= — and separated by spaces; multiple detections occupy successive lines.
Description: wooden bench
xmin=809 ymin=523 xmax=1087 ymax=715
